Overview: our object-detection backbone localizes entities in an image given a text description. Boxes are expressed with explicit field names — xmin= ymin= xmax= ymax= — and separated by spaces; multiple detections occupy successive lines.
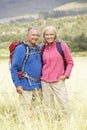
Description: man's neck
xmin=27 ymin=41 xmax=36 ymax=47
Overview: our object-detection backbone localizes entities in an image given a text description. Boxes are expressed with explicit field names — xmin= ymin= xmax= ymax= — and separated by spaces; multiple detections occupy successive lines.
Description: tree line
xmin=39 ymin=7 xmax=87 ymax=19
xmin=0 ymin=15 xmax=87 ymax=52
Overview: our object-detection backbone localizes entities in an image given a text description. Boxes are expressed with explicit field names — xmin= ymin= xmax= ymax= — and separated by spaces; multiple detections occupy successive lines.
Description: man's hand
xmin=59 ymin=75 xmax=67 ymax=81
xmin=16 ymin=86 xmax=23 ymax=94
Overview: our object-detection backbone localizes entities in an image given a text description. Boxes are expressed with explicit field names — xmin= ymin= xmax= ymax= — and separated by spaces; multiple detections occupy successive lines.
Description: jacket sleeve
xmin=61 ymin=42 xmax=74 ymax=78
xmin=10 ymin=45 xmax=25 ymax=87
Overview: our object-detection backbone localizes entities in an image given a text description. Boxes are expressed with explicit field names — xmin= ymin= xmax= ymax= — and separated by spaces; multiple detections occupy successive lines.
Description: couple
xmin=10 ymin=26 xmax=74 ymax=118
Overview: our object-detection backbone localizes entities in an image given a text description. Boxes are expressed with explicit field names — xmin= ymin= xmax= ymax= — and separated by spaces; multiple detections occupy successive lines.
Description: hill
xmin=0 ymin=14 xmax=87 ymax=59
xmin=0 ymin=0 xmax=87 ymax=20
xmin=53 ymin=1 xmax=87 ymax=11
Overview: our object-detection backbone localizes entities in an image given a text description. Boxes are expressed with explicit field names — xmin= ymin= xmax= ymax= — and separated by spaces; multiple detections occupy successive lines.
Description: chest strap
xmin=22 ymin=72 xmax=40 ymax=82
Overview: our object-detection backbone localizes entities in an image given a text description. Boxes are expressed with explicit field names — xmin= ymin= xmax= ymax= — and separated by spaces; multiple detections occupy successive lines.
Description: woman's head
xmin=43 ymin=26 xmax=57 ymax=44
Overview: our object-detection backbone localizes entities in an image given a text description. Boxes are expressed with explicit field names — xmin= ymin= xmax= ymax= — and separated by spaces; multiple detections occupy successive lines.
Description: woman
xmin=41 ymin=26 xmax=74 ymax=118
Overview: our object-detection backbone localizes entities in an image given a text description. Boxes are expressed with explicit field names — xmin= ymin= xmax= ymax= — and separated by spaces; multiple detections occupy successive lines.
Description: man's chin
xmin=31 ymin=43 xmax=36 ymax=46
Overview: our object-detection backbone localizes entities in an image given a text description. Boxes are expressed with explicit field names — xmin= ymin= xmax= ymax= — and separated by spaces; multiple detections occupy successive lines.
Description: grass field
xmin=0 ymin=57 xmax=87 ymax=130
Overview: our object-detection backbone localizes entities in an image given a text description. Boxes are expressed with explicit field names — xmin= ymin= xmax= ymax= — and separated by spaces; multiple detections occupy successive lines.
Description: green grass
xmin=0 ymin=14 xmax=87 ymax=52
xmin=72 ymin=51 xmax=87 ymax=57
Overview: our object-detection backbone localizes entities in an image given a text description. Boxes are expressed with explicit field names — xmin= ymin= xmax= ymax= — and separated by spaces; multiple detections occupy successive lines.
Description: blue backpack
xmin=41 ymin=41 xmax=67 ymax=70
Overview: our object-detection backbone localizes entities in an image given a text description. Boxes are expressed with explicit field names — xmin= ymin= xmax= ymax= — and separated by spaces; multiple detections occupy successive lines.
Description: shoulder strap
xmin=38 ymin=44 xmax=45 ymax=58
xmin=40 ymin=44 xmax=45 ymax=54
xmin=56 ymin=41 xmax=64 ymax=58
xmin=21 ymin=42 xmax=30 ymax=72
xmin=56 ymin=41 xmax=67 ymax=70
xmin=40 ymin=45 xmax=45 ymax=64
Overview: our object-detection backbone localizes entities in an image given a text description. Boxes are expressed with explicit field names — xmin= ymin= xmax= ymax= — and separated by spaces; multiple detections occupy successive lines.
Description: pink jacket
xmin=41 ymin=41 xmax=74 ymax=82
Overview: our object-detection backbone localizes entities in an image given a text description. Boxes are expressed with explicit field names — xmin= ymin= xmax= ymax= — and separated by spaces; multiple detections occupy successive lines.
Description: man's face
xmin=27 ymin=29 xmax=39 ymax=45
xmin=44 ymin=29 xmax=56 ymax=44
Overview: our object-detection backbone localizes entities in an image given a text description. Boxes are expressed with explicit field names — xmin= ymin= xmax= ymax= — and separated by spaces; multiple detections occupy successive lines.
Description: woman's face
xmin=44 ymin=29 xmax=56 ymax=44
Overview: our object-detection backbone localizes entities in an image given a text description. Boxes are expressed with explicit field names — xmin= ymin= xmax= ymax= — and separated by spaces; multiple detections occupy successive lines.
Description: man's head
xmin=27 ymin=27 xmax=39 ymax=46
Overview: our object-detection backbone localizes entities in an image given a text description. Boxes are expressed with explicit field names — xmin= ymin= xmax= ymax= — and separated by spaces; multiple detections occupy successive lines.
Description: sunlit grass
xmin=0 ymin=57 xmax=87 ymax=130
xmin=72 ymin=51 xmax=87 ymax=57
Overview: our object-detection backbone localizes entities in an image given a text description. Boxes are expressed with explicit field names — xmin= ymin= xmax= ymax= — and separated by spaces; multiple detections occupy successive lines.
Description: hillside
xmin=0 ymin=14 xmax=87 ymax=59
xmin=53 ymin=1 xmax=87 ymax=11
xmin=0 ymin=0 xmax=87 ymax=20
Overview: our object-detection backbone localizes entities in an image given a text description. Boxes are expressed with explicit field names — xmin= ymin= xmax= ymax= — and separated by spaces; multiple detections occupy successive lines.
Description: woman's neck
xmin=47 ymin=42 xmax=53 ymax=47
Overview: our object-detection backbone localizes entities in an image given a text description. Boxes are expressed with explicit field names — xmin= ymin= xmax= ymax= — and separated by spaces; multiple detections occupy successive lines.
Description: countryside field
xmin=0 ymin=57 xmax=87 ymax=130
xmin=0 ymin=0 xmax=87 ymax=129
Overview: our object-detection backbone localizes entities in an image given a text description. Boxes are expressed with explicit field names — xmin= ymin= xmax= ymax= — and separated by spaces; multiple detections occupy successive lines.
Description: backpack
xmin=9 ymin=41 xmax=41 ymax=83
xmin=9 ymin=41 xmax=30 ymax=78
xmin=41 ymin=41 xmax=67 ymax=70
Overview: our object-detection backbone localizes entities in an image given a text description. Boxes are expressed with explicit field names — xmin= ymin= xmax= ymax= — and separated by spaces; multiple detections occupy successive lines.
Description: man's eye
xmin=45 ymin=34 xmax=49 ymax=36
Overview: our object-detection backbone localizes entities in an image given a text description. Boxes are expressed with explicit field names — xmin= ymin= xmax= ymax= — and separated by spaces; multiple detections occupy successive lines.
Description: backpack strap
xmin=40 ymin=42 xmax=67 ymax=70
xmin=20 ymin=43 xmax=41 ymax=73
xmin=40 ymin=44 xmax=45 ymax=52
xmin=40 ymin=44 xmax=45 ymax=64
xmin=56 ymin=41 xmax=67 ymax=70
xmin=20 ymin=42 xmax=30 ymax=72
xmin=18 ymin=43 xmax=41 ymax=84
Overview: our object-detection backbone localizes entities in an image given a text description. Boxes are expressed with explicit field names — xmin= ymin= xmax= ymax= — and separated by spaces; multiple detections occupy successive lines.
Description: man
xmin=10 ymin=27 xmax=42 ymax=108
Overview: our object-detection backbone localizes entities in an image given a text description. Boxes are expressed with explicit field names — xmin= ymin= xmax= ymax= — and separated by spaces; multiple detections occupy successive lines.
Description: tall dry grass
xmin=0 ymin=57 xmax=87 ymax=130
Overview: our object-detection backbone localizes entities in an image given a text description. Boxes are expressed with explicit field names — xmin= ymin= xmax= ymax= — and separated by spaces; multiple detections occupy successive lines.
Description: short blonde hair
xmin=43 ymin=25 xmax=57 ymax=40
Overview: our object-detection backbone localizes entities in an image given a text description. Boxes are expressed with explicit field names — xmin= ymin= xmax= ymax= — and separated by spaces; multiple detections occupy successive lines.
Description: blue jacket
xmin=10 ymin=43 xmax=42 ymax=90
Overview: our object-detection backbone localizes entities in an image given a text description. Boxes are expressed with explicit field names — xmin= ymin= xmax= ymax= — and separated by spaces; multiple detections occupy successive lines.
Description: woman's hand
xmin=59 ymin=75 xmax=67 ymax=81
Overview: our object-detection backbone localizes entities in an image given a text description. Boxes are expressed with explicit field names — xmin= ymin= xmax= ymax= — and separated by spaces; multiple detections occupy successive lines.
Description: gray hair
xmin=28 ymin=26 xmax=39 ymax=34
xmin=43 ymin=25 xmax=57 ymax=39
